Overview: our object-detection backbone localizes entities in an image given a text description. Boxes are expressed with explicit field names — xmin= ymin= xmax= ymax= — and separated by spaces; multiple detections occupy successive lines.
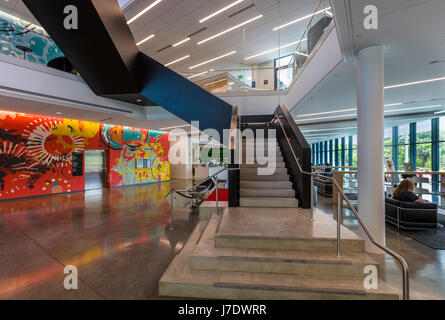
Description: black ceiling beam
xmin=22 ymin=0 xmax=234 ymax=140
xmin=22 ymin=0 xmax=140 ymax=96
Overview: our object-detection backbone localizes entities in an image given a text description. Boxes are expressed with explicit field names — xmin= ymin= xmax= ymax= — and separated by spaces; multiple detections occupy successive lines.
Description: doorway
xmin=84 ymin=150 xmax=106 ymax=190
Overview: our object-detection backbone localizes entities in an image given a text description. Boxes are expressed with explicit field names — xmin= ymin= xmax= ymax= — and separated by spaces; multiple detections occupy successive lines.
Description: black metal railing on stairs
xmin=271 ymin=106 xmax=410 ymax=300
xmin=273 ymin=105 xmax=312 ymax=209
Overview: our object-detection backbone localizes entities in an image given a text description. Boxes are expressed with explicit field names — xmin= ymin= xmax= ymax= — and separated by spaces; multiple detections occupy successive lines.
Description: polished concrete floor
xmin=317 ymin=195 xmax=445 ymax=300
xmin=1 ymin=181 xmax=444 ymax=300
xmin=0 ymin=180 xmax=198 ymax=299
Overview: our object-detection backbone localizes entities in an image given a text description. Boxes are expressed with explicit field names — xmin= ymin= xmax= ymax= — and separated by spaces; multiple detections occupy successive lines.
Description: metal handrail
xmin=272 ymin=114 xmax=410 ymax=300
xmin=167 ymin=167 xmax=239 ymax=231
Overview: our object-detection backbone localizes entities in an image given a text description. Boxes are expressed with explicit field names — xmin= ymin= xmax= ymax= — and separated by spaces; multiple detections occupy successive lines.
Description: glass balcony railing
xmin=0 ymin=0 xmax=333 ymax=89
xmin=184 ymin=1 xmax=333 ymax=94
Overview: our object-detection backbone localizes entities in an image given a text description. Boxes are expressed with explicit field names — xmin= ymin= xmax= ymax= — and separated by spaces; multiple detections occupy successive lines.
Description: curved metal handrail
xmin=272 ymin=114 xmax=410 ymax=300
xmin=167 ymin=167 xmax=239 ymax=231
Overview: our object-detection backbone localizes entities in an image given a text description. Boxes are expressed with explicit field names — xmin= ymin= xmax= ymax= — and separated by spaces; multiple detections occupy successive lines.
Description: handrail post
xmin=337 ymin=191 xmax=341 ymax=257
xmin=170 ymin=191 xmax=174 ymax=230
xmin=310 ymin=175 xmax=314 ymax=220
xmin=215 ymin=176 xmax=219 ymax=215
xmin=274 ymin=113 xmax=409 ymax=300
xmin=403 ymin=271 xmax=410 ymax=300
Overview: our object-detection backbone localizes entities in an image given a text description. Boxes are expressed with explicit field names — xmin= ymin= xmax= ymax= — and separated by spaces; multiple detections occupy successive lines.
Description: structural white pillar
xmin=357 ymin=45 xmax=385 ymax=254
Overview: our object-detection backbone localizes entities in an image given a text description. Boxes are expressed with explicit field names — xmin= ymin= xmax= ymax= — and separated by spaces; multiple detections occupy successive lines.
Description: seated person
xmin=324 ymin=163 xmax=332 ymax=173
xmin=393 ymin=179 xmax=424 ymax=203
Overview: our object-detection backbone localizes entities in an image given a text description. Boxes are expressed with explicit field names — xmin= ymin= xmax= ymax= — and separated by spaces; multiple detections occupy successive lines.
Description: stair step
xmin=242 ymin=140 xmax=278 ymax=143
xmin=240 ymin=162 xmax=286 ymax=168
xmin=239 ymin=149 xmax=283 ymax=158
xmin=242 ymin=156 xmax=284 ymax=162
xmin=240 ymin=188 xmax=295 ymax=198
xmin=215 ymin=208 xmax=365 ymax=252
xmin=240 ymin=174 xmax=290 ymax=181
xmin=215 ymin=234 xmax=364 ymax=252
xmin=190 ymin=215 xmax=379 ymax=277
xmin=242 ymin=144 xmax=279 ymax=149
xmin=240 ymin=197 xmax=299 ymax=208
xmin=159 ymin=222 xmax=399 ymax=300
xmin=240 ymin=181 xmax=293 ymax=189
xmin=241 ymin=167 xmax=288 ymax=174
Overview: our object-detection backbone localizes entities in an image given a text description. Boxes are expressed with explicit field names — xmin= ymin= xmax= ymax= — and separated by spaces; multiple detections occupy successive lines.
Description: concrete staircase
xmin=159 ymin=208 xmax=400 ymax=300
xmin=240 ymin=138 xmax=299 ymax=208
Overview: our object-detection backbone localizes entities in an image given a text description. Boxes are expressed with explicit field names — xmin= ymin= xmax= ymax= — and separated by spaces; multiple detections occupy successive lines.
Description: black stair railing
xmin=273 ymin=105 xmax=312 ymax=209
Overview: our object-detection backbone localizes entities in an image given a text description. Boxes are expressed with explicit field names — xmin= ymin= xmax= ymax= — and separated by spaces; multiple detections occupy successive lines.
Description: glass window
xmin=417 ymin=120 xmax=432 ymax=143
xmin=439 ymin=117 xmax=445 ymax=170
xmin=384 ymin=127 xmax=393 ymax=164
xmin=352 ymin=135 xmax=358 ymax=167
xmin=397 ymin=124 xmax=410 ymax=169
xmin=337 ymin=138 xmax=343 ymax=166
xmin=416 ymin=120 xmax=432 ymax=170
xmin=275 ymin=55 xmax=294 ymax=90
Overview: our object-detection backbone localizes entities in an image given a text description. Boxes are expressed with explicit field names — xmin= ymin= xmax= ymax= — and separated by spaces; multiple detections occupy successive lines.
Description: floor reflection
xmin=0 ymin=181 xmax=199 ymax=300
xmin=316 ymin=195 xmax=445 ymax=300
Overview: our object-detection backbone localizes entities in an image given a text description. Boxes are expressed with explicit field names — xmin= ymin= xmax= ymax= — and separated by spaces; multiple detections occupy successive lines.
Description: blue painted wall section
xmin=138 ymin=53 xmax=233 ymax=137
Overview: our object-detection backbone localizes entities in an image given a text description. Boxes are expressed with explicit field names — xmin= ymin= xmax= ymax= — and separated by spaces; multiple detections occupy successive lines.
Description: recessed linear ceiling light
xmin=136 ymin=34 xmax=155 ymax=46
xmin=304 ymin=133 xmax=338 ymax=137
xmin=273 ymin=7 xmax=331 ymax=31
xmin=165 ymin=55 xmax=190 ymax=67
xmin=245 ymin=39 xmax=307 ymax=60
xmin=301 ymin=127 xmax=356 ymax=133
xmin=297 ymin=108 xmax=356 ymax=118
xmin=385 ymin=103 xmax=403 ymax=107
xmin=204 ymin=79 xmax=227 ymax=87
xmin=173 ymin=37 xmax=191 ymax=47
xmin=189 ymin=51 xmax=236 ymax=70
xmin=384 ymin=76 xmax=445 ymax=89
xmin=296 ymin=105 xmax=442 ymax=122
xmin=188 ymin=69 xmax=215 ymax=79
xmin=127 ymin=0 xmax=162 ymax=24
xmin=199 ymin=0 xmax=245 ymax=23
xmin=295 ymin=113 xmax=357 ymax=122
xmin=198 ymin=15 xmax=263 ymax=45
xmin=188 ymin=71 xmax=209 ymax=79
xmin=384 ymin=105 xmax=442 ymax=113
xmin=297 ymin=103 xmax=403 ymax=118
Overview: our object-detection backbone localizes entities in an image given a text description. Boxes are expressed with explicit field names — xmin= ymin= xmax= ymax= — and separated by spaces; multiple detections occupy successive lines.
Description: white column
xmin=357 ymin=45 xmax=385 ymax=254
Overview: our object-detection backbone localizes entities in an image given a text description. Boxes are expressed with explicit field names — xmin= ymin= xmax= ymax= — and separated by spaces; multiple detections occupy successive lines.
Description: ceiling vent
xmin=188 ymin=27 xmax=207 ymax=38
xmin=157 ymin=45 xmax=172 ymax=53
xmin=228 ymin=4 xmax=255 ymax=18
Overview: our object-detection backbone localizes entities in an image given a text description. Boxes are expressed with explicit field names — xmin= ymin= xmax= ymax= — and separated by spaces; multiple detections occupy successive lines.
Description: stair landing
xmin=159 ymin=207 xmax=400 ymax=300
xmin=217 ymin=207 xmax=363 ymax=245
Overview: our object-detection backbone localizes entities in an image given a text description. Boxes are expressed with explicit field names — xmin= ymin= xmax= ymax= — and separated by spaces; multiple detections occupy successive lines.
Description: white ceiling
xmin=125 ymin=0 xmax=322 ymax=75
xmin=0 ymin=0 xmax=323 ymax=74
xmin=4 ymin=0 xmax=444 ymax=142
xmin=0 ymin=0 xmax=327 ymax=124
xmin=295 ymin=0 xmax=445 ymax=142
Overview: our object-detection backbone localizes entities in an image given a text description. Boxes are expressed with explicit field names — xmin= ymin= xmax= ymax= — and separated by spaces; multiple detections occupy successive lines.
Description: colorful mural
xmin=0 ymin=10 xmax=64 ymax=66
xmin=0 ymin=110 xmax=170 ymax=200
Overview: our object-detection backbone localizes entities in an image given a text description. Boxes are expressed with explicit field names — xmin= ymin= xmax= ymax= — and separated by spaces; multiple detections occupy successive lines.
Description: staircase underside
xmin=159 ymin=208 xmax=400 ymax=300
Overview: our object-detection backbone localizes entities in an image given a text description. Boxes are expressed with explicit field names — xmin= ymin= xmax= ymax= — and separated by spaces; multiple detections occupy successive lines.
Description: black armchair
xmin=385 ymin=197 xmax=438 ymax=231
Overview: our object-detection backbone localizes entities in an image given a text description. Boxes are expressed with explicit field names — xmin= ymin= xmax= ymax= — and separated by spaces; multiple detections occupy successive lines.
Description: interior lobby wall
xmin=0 ymin=110 xmax=170 ymax=200
xmin=252 ymin=61 xmax=275 ymax=90
xmin=169 ymin=135 xmax=193 ymax=180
